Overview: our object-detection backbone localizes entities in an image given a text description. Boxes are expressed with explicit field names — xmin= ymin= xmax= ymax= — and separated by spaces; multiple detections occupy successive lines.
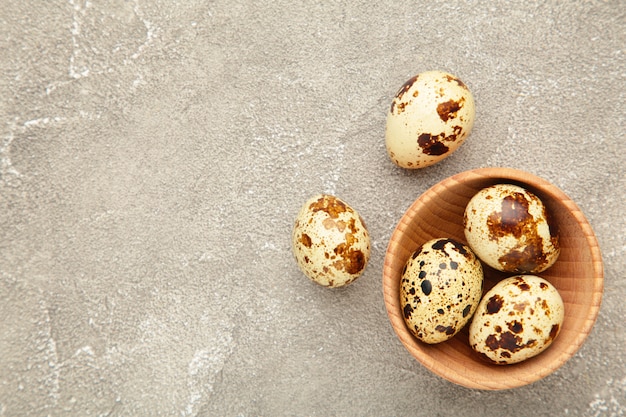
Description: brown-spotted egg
xmin=469 ymin=275 xmax=564 ymax=365
xmin=385 ymin=70 xmax=475 ymax=169
xmin=463 ymin=184 xmax=560 ymax=274
xmin=292 ymin=194 xmax=370 ymax=288
xmin=400 ymin=238 xmax=484 ymax=344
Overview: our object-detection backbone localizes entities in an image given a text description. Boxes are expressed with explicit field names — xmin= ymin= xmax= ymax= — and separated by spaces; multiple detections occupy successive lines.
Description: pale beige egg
xmin=292 ymin=195 xmax=370 ymax=288
xmin=469 ymin=275 xmax=564 ymax=365
xmin=464 ymin=184 xmax=560 ymax=274
xmin=385 ymin=70 xmax=475 ymax=169
xmin=400 ymin=238 xmax=483 ymax=344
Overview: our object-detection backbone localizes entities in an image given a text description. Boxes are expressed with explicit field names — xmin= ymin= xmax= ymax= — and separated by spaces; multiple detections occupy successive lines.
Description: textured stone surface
xmin=1 ymin=1 xmax=624 ymax=416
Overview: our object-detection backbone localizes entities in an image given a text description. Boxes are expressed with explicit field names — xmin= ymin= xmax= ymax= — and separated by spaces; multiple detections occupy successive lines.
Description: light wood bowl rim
xmin=382 ymin=167 xmax=604 ymax=390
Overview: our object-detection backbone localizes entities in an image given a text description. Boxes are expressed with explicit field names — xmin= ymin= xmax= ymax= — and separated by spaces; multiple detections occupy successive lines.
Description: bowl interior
xmin=383 ymin=167 xmax=603 ymax=390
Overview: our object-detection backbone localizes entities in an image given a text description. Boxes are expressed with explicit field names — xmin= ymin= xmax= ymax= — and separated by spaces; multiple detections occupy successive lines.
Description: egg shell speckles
xmin=464 ymin=183 xmax=560 ymax=274
xmin=292 ymin=194 xmax=371 ymax=288
xmin=469 ymin=275 xmax=564 ymax=365
xmin=385 ymin=70 xmax=475 ymax=169
xmin=400 ymin=238 xmax=484 ymax=344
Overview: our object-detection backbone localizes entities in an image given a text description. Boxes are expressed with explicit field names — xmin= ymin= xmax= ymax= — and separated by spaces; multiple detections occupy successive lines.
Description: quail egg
xmin=469 ymin=275 xmax=565 ymax=365
xmin=464 ymin=183 xmax=560 ymax=273
xmin=385 ymin=70 xmax=475 ymax=169
xmin=292 ymin=194 xmax=371 ymax=288
xmin=400 ymin=238 xmax=484 ymax=344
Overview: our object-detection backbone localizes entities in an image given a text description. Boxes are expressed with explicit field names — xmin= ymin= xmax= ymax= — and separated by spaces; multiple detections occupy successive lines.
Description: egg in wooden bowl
xmin=382 ymin=167 xmax=603 ymax=390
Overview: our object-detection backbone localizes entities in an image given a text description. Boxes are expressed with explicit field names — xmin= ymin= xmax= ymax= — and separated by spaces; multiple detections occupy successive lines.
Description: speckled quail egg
xmin=385 ymin=70 xmax=475 ymax=169
xmin=400 ymin=238 xmax=484 ymax=344
xmin=469 ymin=275 xmax=564 ymax=365
xmin=464 ymin=184 xmax=560 ymax=274
xmin=292 ymin=194 xmax=371 ymax=288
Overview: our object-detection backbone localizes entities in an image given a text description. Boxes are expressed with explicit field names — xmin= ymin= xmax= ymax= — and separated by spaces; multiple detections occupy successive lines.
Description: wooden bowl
xmin=383 ymin=167 xmax=603 ymax=390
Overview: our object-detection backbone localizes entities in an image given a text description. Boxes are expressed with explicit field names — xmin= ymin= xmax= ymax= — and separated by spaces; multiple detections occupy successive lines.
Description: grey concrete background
xmin=1 ymin=1 xmax=624 ymax=416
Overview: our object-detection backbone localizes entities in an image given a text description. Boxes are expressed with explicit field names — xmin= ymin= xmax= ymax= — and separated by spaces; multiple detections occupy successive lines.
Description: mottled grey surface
xmin=1 ymin=1 xmax=625 ymax=416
